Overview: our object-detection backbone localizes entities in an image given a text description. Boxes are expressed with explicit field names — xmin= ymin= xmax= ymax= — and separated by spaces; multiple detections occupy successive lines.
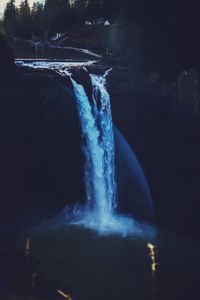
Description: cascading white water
xmin=70 ymin=71 xmax=144 ymax=236
xmin=70 ymin=76 xmax=111 ymax=226
xmin=72 ymin=71 xmax=116 ymax=226
xmin=90 ymin=71 xmax=117 ymax=214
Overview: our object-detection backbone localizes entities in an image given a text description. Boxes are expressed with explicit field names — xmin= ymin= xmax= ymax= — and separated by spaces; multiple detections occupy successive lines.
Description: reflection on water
xmin=147 ymin=243 xmax=158 ymax=300
xmin=57 ymin=289 xmax=73 ymax=300
xmin=15 ymin=217 xmax=200 ymax=300
xmin=32 ymin=272 xmax=37 ymax=290
xmin=25 ymin=237 xmax=31 ymax=257
xmin=1 ymin=220 xmax=200 ymax=300
xmin=147 ymin=243 xmax=158 ymax=276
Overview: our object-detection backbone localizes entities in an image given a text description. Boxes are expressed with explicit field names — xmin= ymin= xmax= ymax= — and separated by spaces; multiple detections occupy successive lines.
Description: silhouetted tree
xmin=3 ymin=0 xmax=19 ymax=37
xmin=31 ymin=2 xmax=44 ymax=35
xmin=0 ymin=21 xmax=5 ymax=35
xmin=72 ymin=0 xmax=87 ymax=24
xmin=44 ymin=0 xmax=71 ymax=34
xmin=18 ymin=0 xmax=32 ymax=38
xmin=87 ymin=0 xmax=103 ymax=20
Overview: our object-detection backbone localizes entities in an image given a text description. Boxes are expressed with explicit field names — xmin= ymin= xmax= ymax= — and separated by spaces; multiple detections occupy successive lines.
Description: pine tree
xmin=3 ymin=0 xmax=19 ymax=37
xmin=72 ymin=0 xmax=87 ymax=24
xmin=44 ymin=0 xmax=71 ymax=34
xmin=31 ymin=2 xmax=44 ymax=35
xmin=18 ymin=0 xmax=32 ymax=38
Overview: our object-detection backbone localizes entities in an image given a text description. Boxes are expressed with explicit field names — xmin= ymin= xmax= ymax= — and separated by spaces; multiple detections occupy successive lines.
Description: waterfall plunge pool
xmin=17 ymin=217 xmax=200 ymax=300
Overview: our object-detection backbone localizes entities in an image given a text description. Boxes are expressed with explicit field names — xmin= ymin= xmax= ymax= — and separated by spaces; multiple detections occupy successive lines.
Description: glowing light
xmin=25 ymin=238 xmax=31 ymax=257
xmin=57 ymin=290 xmax=72 ymax=300
xmin=147 ymin=243 xmax=158 ymax=275
xmin=32 ymin=272 xmax=37 ymax=289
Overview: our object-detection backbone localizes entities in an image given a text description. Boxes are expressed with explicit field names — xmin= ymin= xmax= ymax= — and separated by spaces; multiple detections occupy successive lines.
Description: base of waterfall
xmin=62 ymin=205 xmax=156 ymax=238
xmin=17 ymin=218 xmax=200 ymax=300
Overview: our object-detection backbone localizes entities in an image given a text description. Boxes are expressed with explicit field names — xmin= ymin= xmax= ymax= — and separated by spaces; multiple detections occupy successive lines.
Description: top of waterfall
xmin=54 ymin=69 xmax=72 ymax=78
xmin=103 ymin=68 xmax=113 ymax=78
xmin=56 ymin=67 xmax=112 ymax=81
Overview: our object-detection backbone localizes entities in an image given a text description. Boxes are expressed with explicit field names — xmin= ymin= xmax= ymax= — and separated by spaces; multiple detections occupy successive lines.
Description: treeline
xmin=2 ymin=0 xmax=132 ymax=39
xmin=2 ymin=1 xmax=199 ymax=46
xmin=3 ymin=0 xmax=200 ymax=75
xmin=3 ymin=0 xmax=71 ymax=38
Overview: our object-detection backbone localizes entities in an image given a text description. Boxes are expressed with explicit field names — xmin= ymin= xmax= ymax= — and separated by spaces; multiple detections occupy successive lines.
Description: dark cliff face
xmin=0 ymin=34 xmax=15 ymax=73
xmin=107 ymin=67 xmax=200 ymax=238
xmin=0 ymin=71 xmax=84 ymax=229
xmin=0 ymin=35 xmax=85 ymax=227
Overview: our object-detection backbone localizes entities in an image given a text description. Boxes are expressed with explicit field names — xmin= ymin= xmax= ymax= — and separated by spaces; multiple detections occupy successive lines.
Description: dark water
xmin=16 ymin=216 xmax=200 ymax=300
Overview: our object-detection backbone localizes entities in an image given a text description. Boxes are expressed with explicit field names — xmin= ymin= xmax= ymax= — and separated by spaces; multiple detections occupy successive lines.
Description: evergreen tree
xmin=0 ymin=21 xmax=5 ymax=35
xmin=31 ymin=2 xmax=44 ymax=35
xmin=18 ymin=0 xmax=32 ymax=38
xmin=44 ymin=0 xmax=71 ymax=34
xmin=87 ymin=0 xmax=103 ymax=20
xmin=3 ymin=0 xmax=19 ymax=37
xmin=73 ymin=0 xmax=87 ymax=24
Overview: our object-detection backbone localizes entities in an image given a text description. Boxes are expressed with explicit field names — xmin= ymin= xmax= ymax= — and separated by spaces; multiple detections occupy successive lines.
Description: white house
xmin=85 ymin=20 xmax=92 ymax=26
xmin=104 ymin=20 xmax=110 ymax=26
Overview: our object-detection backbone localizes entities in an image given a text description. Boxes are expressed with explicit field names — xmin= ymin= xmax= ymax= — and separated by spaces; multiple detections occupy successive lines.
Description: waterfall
xmin=70 ymin=71 xmax=116 ymax=227
xmin=15 ymin=58 xmax=155 ymax=236
xmin=69 ymin=71 xmax=144 ymax=236
xmin=70 ymin=76 xmax=111 ymax=226
xmin=90 ymin=72 xmax=117 ymax=214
